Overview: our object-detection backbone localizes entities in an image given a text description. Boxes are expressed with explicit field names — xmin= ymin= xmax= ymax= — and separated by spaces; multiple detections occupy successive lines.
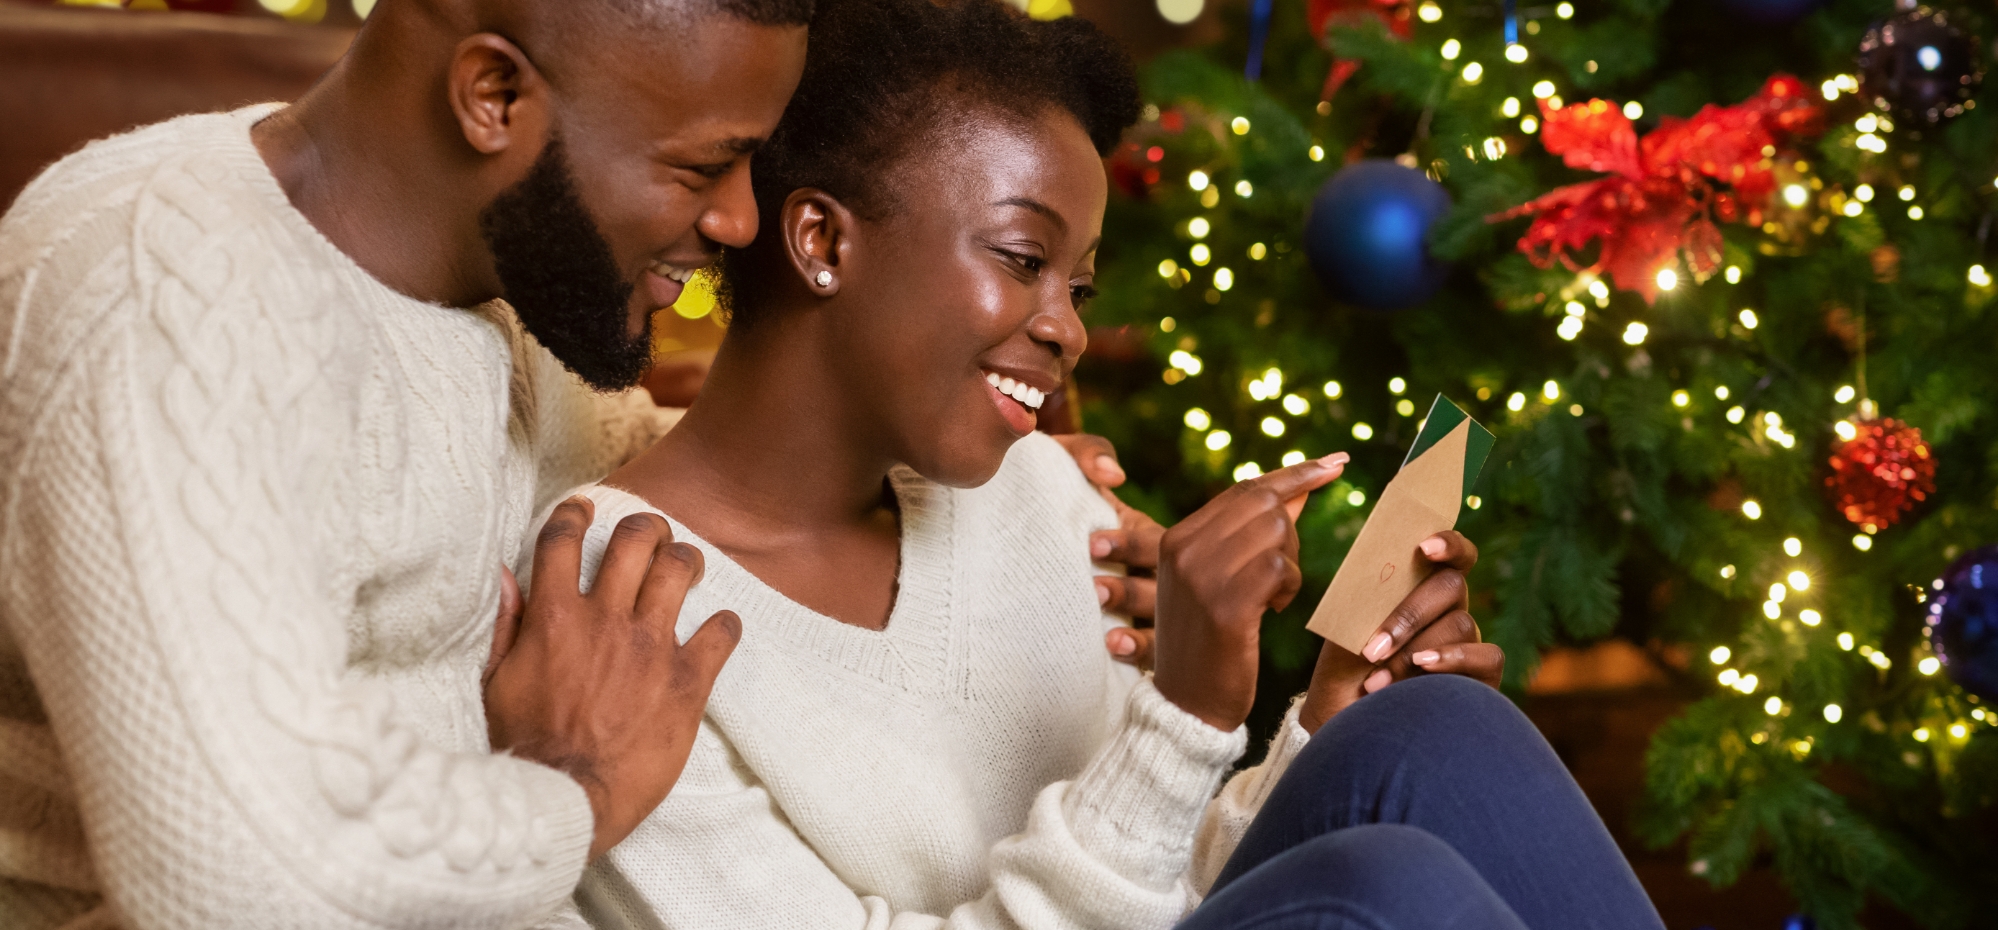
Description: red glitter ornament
xmin=1826 ymin=418 xmax=1936 ymax=532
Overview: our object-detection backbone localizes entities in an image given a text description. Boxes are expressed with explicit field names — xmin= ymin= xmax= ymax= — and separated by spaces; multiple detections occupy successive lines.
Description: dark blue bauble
xmin=1783 ymin=915 xmax=1817 ymax=930
xmin=1304 ymin=160 xmax=1452 ymax=312
xmin=1928 ymin=545 xmax=1998 ymax=701
xmin=1723 ymin=0 xmax=1820 ymax=26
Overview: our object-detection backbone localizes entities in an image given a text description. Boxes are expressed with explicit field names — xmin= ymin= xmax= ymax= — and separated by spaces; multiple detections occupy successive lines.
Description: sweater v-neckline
xmin=593 ymin=468 xmax=958 ymax=693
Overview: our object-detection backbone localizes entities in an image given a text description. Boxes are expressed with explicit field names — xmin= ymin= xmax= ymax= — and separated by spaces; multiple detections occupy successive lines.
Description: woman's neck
xmin=607 ymin=317 xmax=906 ymax=629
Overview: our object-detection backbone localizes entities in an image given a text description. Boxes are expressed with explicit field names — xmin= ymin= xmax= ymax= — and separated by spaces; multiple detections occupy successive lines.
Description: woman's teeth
xmin=985 ymin=371 xmax=1045 ymax=410
xmin=650 ymin=262 xmax=696 ymax=284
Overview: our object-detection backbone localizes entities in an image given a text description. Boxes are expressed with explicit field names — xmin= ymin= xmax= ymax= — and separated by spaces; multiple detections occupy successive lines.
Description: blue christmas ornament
xmin=1782 ymin=915 xmax=1817 ymax=930
xmin=1927 ymin=545 xmax=1998 ymax=701
xmin=1304 ymin=160 xmax=1452 ymax=312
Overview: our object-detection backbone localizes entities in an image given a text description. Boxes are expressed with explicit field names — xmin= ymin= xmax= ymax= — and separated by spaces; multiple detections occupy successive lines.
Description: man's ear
xmin=446 ymin=33 xmax=553 ymax=157
xmin=781 ymin=188 xmax=857 ymax=297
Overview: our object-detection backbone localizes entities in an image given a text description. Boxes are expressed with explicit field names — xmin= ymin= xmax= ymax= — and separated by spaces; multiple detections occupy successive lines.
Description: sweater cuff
xmin=516 ymin=760 xmax=596 ymax=907
xmin=1063 ymin=676 xmax=1247 ymax=890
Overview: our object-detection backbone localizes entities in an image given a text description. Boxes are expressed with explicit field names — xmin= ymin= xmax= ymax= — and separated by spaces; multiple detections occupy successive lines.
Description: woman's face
xmin=818 ymin=105 xmax=1106 ymax=487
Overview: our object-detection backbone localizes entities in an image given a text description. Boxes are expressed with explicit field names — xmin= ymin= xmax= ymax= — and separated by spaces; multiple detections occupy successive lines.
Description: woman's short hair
xmin=715 ymin=0 xmax=1140 ymax=325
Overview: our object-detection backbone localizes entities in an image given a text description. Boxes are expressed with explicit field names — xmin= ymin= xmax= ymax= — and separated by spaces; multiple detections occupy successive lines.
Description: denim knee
xmin=1193 ymin=825 xmax=1527 ymax=930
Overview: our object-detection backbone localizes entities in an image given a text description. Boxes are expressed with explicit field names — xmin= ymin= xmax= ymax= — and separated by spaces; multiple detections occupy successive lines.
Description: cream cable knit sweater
xmin=541 ymin=433 xmax=1313 ymax=930
xmin=0 ymin=106 xmax=678 ymax=930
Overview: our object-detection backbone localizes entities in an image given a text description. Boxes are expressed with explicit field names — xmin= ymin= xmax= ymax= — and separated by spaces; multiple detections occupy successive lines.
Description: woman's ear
xmin=782 ymin=188 xmax=857 ymax=297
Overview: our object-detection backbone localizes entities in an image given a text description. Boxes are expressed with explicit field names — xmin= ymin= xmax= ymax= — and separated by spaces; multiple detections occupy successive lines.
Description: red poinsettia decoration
xmin=1309 ymin=0 xmax=1412 ymax=101
xmin=1489 ymin=75 xmax=1825 ymax=302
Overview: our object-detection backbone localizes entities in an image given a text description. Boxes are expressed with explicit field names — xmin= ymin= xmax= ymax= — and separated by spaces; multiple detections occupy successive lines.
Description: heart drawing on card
xmin=1378 ymin=562 xmax=1396 ymax=584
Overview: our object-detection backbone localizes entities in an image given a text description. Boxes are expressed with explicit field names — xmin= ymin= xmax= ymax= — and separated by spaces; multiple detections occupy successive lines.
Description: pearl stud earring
xmin=814 ymin=271 xmax=833 ymax=288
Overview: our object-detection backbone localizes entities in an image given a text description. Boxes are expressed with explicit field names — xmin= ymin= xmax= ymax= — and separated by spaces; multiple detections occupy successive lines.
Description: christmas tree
xmin=1077 ymin=0 xmax=1998 ymax=924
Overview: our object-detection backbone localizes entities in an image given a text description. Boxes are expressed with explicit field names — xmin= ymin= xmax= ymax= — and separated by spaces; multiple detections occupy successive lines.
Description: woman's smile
xmin=983 ymin=367 xmax=1052 ymax=436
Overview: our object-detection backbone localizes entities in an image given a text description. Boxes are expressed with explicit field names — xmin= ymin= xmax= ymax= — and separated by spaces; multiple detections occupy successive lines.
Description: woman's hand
xmin=1151 ymin=454 xmax=1349 ymax=732
xmin=1295 ymin=531 xmax=1503 ymax=733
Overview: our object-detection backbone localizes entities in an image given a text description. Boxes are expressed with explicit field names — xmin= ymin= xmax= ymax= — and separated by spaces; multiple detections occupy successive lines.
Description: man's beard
xmin=479 ymin=137 xmax=653 ymax=392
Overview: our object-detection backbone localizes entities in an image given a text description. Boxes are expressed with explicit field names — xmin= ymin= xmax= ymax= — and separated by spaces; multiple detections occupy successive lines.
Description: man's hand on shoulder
xmin=483 ymin=497 xmax=740 ymax=860
xmin=1051 ymin=434 xmax=1162 ymax=670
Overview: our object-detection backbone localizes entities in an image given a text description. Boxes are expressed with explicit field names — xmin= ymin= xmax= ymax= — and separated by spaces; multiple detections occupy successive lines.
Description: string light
xmin=1710 ymin=646 xmax=1732 ymax=664
xmin=1190 ymin=244 xmax=1211 ymax=265
xmin=1769 ymin=583 xmax=1787 ymax=603
xmin=1914 ymin=727 xmax=1931 ymax=742
xmin=1852 ymin=534 xmax=1873 ymax=551
xmin=1898 ymin=185 xmax=1915 ymax=201
xmin=1843 ymin=200 xmax=1863 ymax=217
xmin=1715 ymin=385 xmax=1731 ymax=400
xmin=1763 ymin=601 xmax=1782 ymax=619
xmin=1417 ymin=1 xmax=1442 ymax=20
xmin=1214 ymin=268 xmax=1234 ymax=290
xmin=1835 ymin=384 xmax=1856 ymax=403
xmin=1282 ymin=394 xmax=1308 ymax=415
xmin=1467 ymin=494 xmax=1482 ymax=509
xmin=1249 ymin=242 xmax=1268 ymax=260
xmin=1158 ymin=259 xmax=1179 ymax=278
xmin=1838 ymin=632 xmax=1855 ymax=650
xmin=1188 ymin=217 xmax=1210 ymax=238
xmin=1230 ymin=117 xmax=1251 ymax=135
xmin=1623 ymin=322 xmax=1648 ymax=344
xmin=1542 ymin=380 xmax=1561 ymax=401
xmin=1824 ymin=704 xmax=1843 ymax=723
xmin=1521 ymin=116 xmax=1539 ymax=133
xmin=1950 ymin=723 xmax=1968 ymax=739
xmin=1556 ymin=1 xmax=1573 ymax=17
xmin=1503 ymin=97 xmax=1522 ymax=118
xmin=1323 ymin=380 xmax=1344 ymax=399
xmin=1348 ymin=489 xmax=1367 ymax=506
xmin=1821 ymin=78 xmax=1840 ymax=100
xmin=1854 ymin=184 xmax=1874 ymax=202
xmin=1800 ymin=609 xmax=1822 ymax=626
xmin=1727 ymin=406 xmax=1746 ymax=423
xmin=1389 ymin=377 xmax=1407 ymax=394
xmin=1188 ymin=171 xmax=1210 ymax=191
xmin=1261 ymin=416 xmax=1285 ymax=437
xmin=1725 ymin=265 xmax=1742 ymax=284
xmin=1398 ymin=399 xmax=1417 ymax=416
xmin=1718 ymin=668 xmax=1741 ymax=686
xmin=1205 ymin=429 xmax=1232 ymax=450
xmin=1972 ymin=265 xmax=1992 ymax=286
xmin=1234 ymin=462 xmax=1263 ymax=481
xmin=1532 ymin=80 xmax=1557 ymax=99
xmin=1441 ymin=39 xmax=1462 ymax=60
xmin=1352 ymin=422 xmax=1374 ymax=440
xmin=1462 ymin=62 xmax=1485 ymax=83
xmin=1909 ymin=206 xmax=1925 ymax=220
xmin=1784 ymin=537 xmax=1802 ymax=557
xmin=1234 ymin=180 xmax=1254 ymax=197
xmin=1505 ymin=44 xmax=1530 ymax=63
xmin=1507 ymin=392 xmax=1527 ymax=411
xmin=1309 ymin=145 xmax=1326 ymax=162
xmin=1282 ymin=450 xmax=1307 ymax=466
xmin=1765 ymin=696 xmax=1784 ymax=715
xmin=1742 ymin=499 xmax=1763 ymax=519
xmin=1788 ymin=570 xmax=1810 ymax=591
xmin=1169 ymin=350 xmax=1203 ymax=375
xmin=1919 ymin=656 xmax=1941 ymax=675
xmin=1623 ymin=101 xmax=1644 ymax=119
xmin=1557 ymin=316 xmax=1583 ymax=340
xmin=1184 ymin=407 xmax=1212 ymax=430
xmin=1739 ymin=309 xmax=1759 ymax=329
xmin=1834 ymin=420 xmax=1858 ymax=441
xmin=1720 ymin=564 xmax=1736 ymax=578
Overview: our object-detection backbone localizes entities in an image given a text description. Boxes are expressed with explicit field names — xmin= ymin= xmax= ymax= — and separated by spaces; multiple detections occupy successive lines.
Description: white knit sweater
xmin=0 ymin=105 xmax=678 ymax=930
xmin=544 ymin=433 xmax=1312 ymax=930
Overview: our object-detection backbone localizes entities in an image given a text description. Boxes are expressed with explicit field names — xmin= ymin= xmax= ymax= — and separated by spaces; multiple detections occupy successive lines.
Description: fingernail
xmin=1097 ymin=454 xmax=1126 ymax=484
xmin=1096 ymin=581 xmax=1111 ymax=605
xmin=1108 ymin=631 xmax=1135 ymax=656
xmin=1318 ymin=452 xmax=1351 ymax=468
xmin=1091 ymin=537 xmax=1112 ymax=558
xmin=1420 ymin=537 xmax=1447 ymax=560
xmin=1364 ymin=631 xmax=1393 ymax=663
xmin=1412 ymin=650 xmax=1440 ymax=666
xmin=1364 ymin=668 xmax=1393 ymax=693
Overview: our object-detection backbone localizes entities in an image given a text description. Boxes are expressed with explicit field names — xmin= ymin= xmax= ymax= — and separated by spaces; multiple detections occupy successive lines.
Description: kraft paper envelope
xmin=1307 ymin=395 xmax=1494 ymax=654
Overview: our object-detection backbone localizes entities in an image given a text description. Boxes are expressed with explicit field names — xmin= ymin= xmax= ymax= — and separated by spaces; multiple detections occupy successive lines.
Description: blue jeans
xmin=1180 ymin=675 xmax=1666 ymax=930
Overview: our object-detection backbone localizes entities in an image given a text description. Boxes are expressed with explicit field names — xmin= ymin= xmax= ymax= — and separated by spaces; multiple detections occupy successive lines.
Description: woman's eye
xmin=1070 ymin=284 xmax=1098 ymax=307
xmin=1016 ymin=254 xmax=1046 ymax=273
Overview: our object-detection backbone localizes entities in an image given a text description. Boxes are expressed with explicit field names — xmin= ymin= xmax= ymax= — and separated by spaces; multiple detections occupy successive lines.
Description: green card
xmin=1401 ymin=394 xmax=1495 ymax=499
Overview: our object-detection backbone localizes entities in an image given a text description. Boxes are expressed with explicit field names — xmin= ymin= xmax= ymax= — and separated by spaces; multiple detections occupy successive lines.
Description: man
xmin=0 ymin=0 xmax=810 ymax=927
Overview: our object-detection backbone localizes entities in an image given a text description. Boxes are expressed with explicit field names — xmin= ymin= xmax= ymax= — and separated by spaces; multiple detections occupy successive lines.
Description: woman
xmin=536 ymin=0 xmax=1668 ymax=926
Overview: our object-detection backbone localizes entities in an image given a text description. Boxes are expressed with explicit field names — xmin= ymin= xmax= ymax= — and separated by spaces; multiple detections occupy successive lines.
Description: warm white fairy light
xmin=1542 ymin=380 xmax=1560 ymax=401
xmin=1842 ymin=201 xmax=1863 ymax=217
xmin=1672 ymin=390 xmax=1690 ymax=407
xmin=1715 ymin=385 xmax=1730 ymax=400
xmin=1189 ymin=244 xmax=1211 ymax=265
xmin=1282 ymin=450 xmax=1306 ymax=467
xmin=1169 ymin=350 xmax=1203 ymax=375
xmin=1972 ymin=265 xmax=1992 ymax=286
xmin=1854 ymin=184 xmax=1874 ymax=202
xmin=1205 ymin=429 xmax=1232 ymax=450
xmin=1158 ymin=258 xmax=1179 ymax=278
xmin=1739 ymin=309 xmax=1759 ymax=329
xmin=1763 ymin=600 xmax=1782 ymax=619
xmin=1725 ymin=265 xmax=1742 ymax=284
xmin=1950 ymin=723 xmax=1968 ymax=739
xmin=1347 ymin=489 xmax=1367 ymax=506
xmin=1623 ymin=101 xmax=1643 ymax=119
xmin=1184 ymin=407 xmax=1211 ymax=430
xmin=1741 ymin=499 xmax=1762 ymax=519
xmin=1834 ymin=420 xmax=1858 ymax=441
xmin=1788 ymin=570 xmax=1810 ymax=591
xmin=1188 ymin=217 xmax=1210 ymax=238
xmin=1919 ymin=656 xmax=1941 ymax=675
xmin=1234 ymin=180 xmax=1253 ymax=198
xmin=1397 ymin=398 xmax=1417 ymax=417
xmin=1908 ymin=206 xmax=1925 ymax=220
xmin=1852 ymin=534 xmax=1872 ymax=551
xmin=1710 ymin=646 xmax=1731 ymax=664
xmin=1720 ymin=564 xmax=1735 ymax=578
xmin=1503 ymin=97 xmax=1522 ymax=118
xmin=1213 ymin=267 xmax=1234 ymax=291
xmin=1838 ymin=632 xmax=1855 ymax=650
xmin=1718 ymin=668 xmax=1740 ymax=686
xmin=1824 ymin=704 xmax=1843 ymax=723
xmin=1188 ymin=170 xmax=1210 ymax=191
xmin=1249 ymin=242 xmax=1268 ymax=260
xmin=1556 ymin=1 xmax=1573 ymax=16
xmin=1799 ymin=609 xmax=1821 ymax=626
xmin=1418 ymin=0 xmax=1442 ymax=20
xmin=1588 ymin=279 xmax=1610 ymax=302
xmin=1387 ymin=377 xmax=1407 ymax=395
xmin=1623 ymin=322 xmax=1648 ymax=344
xmin=1462 ymin=62 xmax=1485 ymax=83
xmin=1282 ymin=393 xmax=1308 ymax=415
xmin=1784 ymin=537 xmax=1802 ymax=557
xmin=1915 ymin=727 xmax=1931 ymax=742
xmin=1764 ymin=696 xmax=1783 ymax=715
xmin=1234 ymin=462 xmax=1263 ymax=481
xmin=1898 ymin=185 xmax=1915 ymax=201
xmin=1557 ymin=316 xmax=1583 ymax=340
xmin=1506 ymin=44 xmax=1530 ymax=63
xmin=1230 ymin=117 xmax=1251 ymax=135
xmin=1821 ymin=79 xmax=1839 ymax=100
xmin=1727 ymin=406 xmax=1746 ymax=423
xmin=1260 ymin=416 xmax=1284 ymax=437
xmin=1835 ymin=384 xmax=1856 ymax=403
xmin=1507 ymin=392 xmax=1527 ymax=411
xmin=1309 ymin=145 xmax=1325 ymax=161
xmin=1441 ymin=38 xmax=1462 ymax=60
xmin=1323 ymin=380 xmax=1343 ymax=399
xmin=1768 ymin=583 xmax=1787 ymax=603
xmin=1532 ymin=80 xmax=1556 ymax=99
xmin=1352 ymin=422 xmax=1374 ymax=440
